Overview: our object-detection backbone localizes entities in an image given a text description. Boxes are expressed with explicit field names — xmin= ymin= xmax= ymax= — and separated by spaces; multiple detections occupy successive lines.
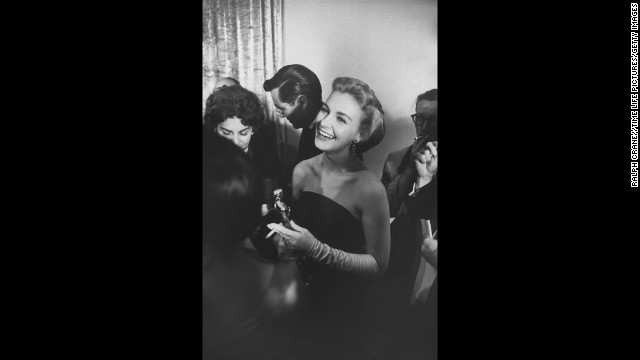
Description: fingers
xmin=414 ymin=151 xmax=429 ymax=164
xmin=411 ymin=138 xmax=426 ymax=157
xmin=288 ymin=220 xmax=304 ymax=232
xmin=414 ymin=143 xmax=438 ymax=165
xmin=267 ymin=222 xmax=298 ymax=237
xmin=421 ymin=243 xmax=429 ymax=255
xmin=425 ymin=142 xmax=438 ymax=159
xmin=422 ymin=236 xmax=438 ymax=252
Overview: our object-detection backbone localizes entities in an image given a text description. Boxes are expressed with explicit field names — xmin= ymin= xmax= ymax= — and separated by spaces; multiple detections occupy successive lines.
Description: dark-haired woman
xmin=204 ymin=85 xmax=286 ymax=260
xmin=203 ymin=85 xmax=282 ymax=214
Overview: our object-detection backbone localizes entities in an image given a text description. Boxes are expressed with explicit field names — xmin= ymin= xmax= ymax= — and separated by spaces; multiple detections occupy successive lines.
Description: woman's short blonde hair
xmin=331 ymin=77 xmax=385 ymax=153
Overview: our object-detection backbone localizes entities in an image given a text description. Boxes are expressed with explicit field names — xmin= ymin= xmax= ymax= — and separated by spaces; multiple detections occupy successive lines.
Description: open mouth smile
xmin=316 ymin=128 xmax=336 ymax=140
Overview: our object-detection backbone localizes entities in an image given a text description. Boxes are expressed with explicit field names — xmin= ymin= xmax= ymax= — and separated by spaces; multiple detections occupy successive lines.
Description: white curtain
xmin=202 ymin=0 xmax=287 ymax=161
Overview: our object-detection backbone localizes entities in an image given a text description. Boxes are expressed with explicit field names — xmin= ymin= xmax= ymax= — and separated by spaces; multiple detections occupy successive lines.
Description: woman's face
xmin=216 ymin=116 xmax=253 ymax=152
xmin=314 ymin=91 xmax=363 ymax=153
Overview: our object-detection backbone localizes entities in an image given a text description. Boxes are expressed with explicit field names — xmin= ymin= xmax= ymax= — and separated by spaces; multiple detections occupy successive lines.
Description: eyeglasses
xmin=274 ymin=106 xmax=286 ymax=117
xmin=411 ymin=113 xmax=437 ymax=124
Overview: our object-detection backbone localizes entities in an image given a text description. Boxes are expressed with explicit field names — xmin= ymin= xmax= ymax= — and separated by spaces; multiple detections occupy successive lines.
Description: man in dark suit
xmin=382 ymin=88 xmax=437 ymax=196
xmin=380 ymin=89 xmax=438 ymax=360
xmin=263 ymin=64 xmax=325 ymax=167
xmin=382 ymin=89 xmax=438 ymax=278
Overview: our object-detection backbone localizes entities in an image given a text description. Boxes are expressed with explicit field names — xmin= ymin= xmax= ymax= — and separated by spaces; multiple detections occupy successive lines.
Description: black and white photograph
xmin=202 ymin=1 xmax=438 ymax=359
xmin=198 ymin=1 xmax=640 ymax=359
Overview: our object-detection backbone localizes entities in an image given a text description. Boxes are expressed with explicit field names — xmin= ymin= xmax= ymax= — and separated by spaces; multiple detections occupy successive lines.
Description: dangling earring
xmin=350 ymin=140 xmax=358 ymax=156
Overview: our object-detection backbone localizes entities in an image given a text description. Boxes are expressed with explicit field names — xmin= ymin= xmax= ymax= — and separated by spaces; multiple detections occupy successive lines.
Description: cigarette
xmin=266 ymin=228 xmax=277 ymax=239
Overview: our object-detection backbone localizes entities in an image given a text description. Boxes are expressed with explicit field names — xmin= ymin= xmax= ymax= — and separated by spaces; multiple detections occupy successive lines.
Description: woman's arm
xmin=359 ymin=179 xmax=391 ymax=275
xmin=267 ymin=177 xmax=391 ymax=277
xmin=291 ymin=163 xmax=306 ymax=201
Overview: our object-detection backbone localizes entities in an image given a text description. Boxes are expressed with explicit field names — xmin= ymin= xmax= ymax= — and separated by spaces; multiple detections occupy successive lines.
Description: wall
xmin=283 ymin=0 xmax=437 ymax=176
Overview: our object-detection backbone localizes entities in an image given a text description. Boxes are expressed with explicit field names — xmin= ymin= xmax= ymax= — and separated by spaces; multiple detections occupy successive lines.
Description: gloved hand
xmin=266 ymin=220 xmax=317 ymax=253
xmin=267 ymin=220 xmax=380 ymax=276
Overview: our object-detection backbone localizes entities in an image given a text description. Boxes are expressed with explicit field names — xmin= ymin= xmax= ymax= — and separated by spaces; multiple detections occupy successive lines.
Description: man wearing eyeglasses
xmin=379 ymin=88 xmax=438 ymax=360
xmin=381 ymin=88 xmax=438 ymax=270
xmin=263 ymin=64 xmax=325 ymax=167
xmin=382 ymin=89 xmax=438 ymax=191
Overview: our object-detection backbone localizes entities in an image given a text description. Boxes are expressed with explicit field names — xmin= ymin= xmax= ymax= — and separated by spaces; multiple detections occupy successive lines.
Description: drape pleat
xmin=202 ymin=0 xmax=286 ymax=162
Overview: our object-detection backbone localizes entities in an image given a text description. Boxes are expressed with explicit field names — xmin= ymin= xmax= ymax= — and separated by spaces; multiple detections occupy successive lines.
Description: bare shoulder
xmin=294 ymin=154 xmax=322 ymax=176
xmin=355 ymin=167 xmax=387 ymax=199
xmin=293 ymin=154 xmax=323 ymax=189
xmin=353 ymin=169 xmax=389 ymax=219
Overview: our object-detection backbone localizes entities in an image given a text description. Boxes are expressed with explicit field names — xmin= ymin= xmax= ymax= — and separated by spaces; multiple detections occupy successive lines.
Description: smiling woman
xmin=266 ymin=76 xmax=389 ymax=358
xmin=314 ymin=77 xmax=385 ymax=155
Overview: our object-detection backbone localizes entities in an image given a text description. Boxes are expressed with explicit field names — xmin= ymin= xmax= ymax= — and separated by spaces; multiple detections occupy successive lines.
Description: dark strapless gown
xmin=292 ymin=191 xmax=380 ymax=359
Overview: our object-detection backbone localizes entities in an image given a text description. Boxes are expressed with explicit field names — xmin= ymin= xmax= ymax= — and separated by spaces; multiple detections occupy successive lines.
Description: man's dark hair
xmin=417 ymin=89 xmax=438 ymax=103
xmin=263 ymin=64 xmax=322 ymax=115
